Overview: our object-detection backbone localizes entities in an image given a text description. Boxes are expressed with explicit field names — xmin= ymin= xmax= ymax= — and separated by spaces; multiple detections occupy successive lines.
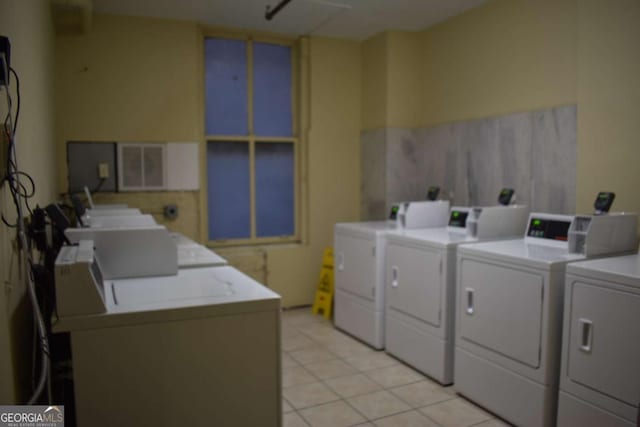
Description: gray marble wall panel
xmin=458 ymin=118 xmax=502 ymax=206
xmin=497 ymin=111 xmax=533 ymax=207
xmin=417 ymin=124 xmax=458 ymax=204
xmin=531 ymin=105 xmax=577 ymax=214
xmin=359 ymin=104 xmax=577 ymax=221
xmin=360 ymin=129 xmax=387 ymax=220
xmin=449 ymin=122 xmax=469 ymax=206
xmin=385 ymin=128 xmax=425 ymax=213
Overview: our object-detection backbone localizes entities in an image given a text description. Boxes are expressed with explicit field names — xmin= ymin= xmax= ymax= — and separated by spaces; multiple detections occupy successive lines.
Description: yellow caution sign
xmin=312 ymin=248 xmax=334 ymax=319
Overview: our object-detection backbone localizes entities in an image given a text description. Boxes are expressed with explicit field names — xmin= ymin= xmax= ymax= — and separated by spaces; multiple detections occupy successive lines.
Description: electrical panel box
xmin=67 ymin=142 xmax=117 ymax=193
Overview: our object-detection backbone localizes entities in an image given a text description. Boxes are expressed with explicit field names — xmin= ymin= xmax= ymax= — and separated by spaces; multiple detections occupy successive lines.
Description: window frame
xmin=200 ymin=29 xmax=303 ymax=247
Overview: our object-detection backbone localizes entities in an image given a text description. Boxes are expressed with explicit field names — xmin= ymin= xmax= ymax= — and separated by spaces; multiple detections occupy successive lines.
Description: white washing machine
xmin=557 ymin=253 xmax=640 ymax=426
xmin=334 ymin=200 xmax=450 ymax=349
xmin=176 ymin=242 xmax=228 ymax=268
xmin=83 ymin=186 xmax=128 ymax=210
xmin=171 ymin=232 xmax=228 ymax=268
xmin=454 ymin=212 xmax=638 ymax=427
xmin=66 ymin=227 xmax=228 ymax=276
xmin=84 ymin=214 xmax=157 ymax=228
xmin=384 ymin=204 xmax=529 ymax=384
xmin=54 ymin=243 xmax=281 ymax=427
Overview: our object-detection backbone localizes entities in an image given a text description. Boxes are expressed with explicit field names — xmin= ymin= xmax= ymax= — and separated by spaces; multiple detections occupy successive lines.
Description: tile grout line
xmin=284 ymin=311 xmax=491 ymax=427
xmin=289 ymin=318 xmax=428 ymax=424
xmin=288 ymin=318 xmax=376 ymax=422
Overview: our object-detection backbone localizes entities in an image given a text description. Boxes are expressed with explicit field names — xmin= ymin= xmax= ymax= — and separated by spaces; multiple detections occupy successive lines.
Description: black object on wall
xmin=0 ymin=35 xmax=10 ymax=86
xmin=265 ymin=0 xmax=294 ymax=20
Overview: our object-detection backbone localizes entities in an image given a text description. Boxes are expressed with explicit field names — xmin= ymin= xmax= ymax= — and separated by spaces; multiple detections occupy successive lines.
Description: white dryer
xmin=334 ymin=200 xmax=450 ymax=349
xmin=54 ymin=244 xmax=281 ymax=427
xmin=384 ymin=204 xmax=529 ymax=384
xmin=454 ymin=212 xmax=638 ymax=427
xmin=557 ymin=253 xmax=640 ymax=426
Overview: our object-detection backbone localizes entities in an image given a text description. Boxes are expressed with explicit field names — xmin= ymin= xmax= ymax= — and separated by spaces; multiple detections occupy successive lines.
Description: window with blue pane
xmin=253 ymin=43 xmax=293 ymax=137
xmin=256 ymin=143 xmax=294 ymax=237
xmin=204 ymin=36 xmax=297 ymax=243
xmin=204 ymin=38 xmax=249 ymax=136
xmin=207 ymin=141 xmax=250 ymax=240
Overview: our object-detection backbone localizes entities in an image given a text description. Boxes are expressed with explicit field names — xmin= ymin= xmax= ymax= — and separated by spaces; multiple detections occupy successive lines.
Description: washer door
xmin=458 ymin=258 xmax=544 ymax=368
xmin=386 ymin=242 xmax=442 ymax=327
xmin=567 ymin=281 xmax=640 ymax=406
xmin=334 ymin=233 xmax=376 ymax=300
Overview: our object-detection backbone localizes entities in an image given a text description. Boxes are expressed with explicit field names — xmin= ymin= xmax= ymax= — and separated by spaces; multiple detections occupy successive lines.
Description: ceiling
xmin=92 ymin=0 xmax=487 ymax=40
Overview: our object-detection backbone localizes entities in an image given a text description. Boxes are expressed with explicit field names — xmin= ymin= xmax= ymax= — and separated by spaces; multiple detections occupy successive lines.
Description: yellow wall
xmin=55 ymin=15 xmax=361 ymax=307
xmin=54 ymin=15 xmax=200 ymax=154
xmin=410 ymin=0 xmax=639 ymax=217
xmin=386 ymin=32 xmax=422 ymax=128
xmin=361 ymin=33 xmax=387 ymax=131
xmin=576 ymin=0 xmax=640 ymax=216
xmin=55 ymin=15 xmax=203 ymax=237
xmin=361 ymin=31 xmax=422 ymax=130
xmin=0 ymin=0 xmax=56 ymax=403
xmin=420 ymin=0 xmax=577 ymax=127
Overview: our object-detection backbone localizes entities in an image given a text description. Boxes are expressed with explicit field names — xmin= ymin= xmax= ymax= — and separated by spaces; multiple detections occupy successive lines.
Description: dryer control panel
xmin=527 ymin=217 xmax=571 ymax=241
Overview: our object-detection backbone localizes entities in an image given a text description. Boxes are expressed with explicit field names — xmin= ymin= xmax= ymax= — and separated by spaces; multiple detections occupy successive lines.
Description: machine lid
xmin=335 ymin=221 xmax=396 ymax=236
xmin=112 ymin=273 xmax=234 ymax=305
xmin=53 ymin=266 xmax=280 ymax=333
xmin=86 ymin=214 xmax=157 ymax=229
xmin=386 ymin=227 xmax=476 ymax=247
xmin=170 ymin=232 xmax=198 ymax=246
xmin=458 ymin=239 xmax=586 ymax=267
xmin=178 ymin=244 xmax=228 ymax=268
xmin=108 ymin=267 xmax=277 ymax=310
xmin=567 ymin=253 xmax=640 ymax=288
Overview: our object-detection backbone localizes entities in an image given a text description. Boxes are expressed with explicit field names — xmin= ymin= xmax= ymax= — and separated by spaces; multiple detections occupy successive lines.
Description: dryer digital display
xmin=498 ymin=188 xmax=515 ymax=206
xmin=594 ymin=191 xmax=615 ymax=214
xmin=389 ymin=205 xmax=400 ymax=220
xmin=527 ymin=218 xmax=571 ymax=241
xmin=426 ymin=186 xmax=440 ymax=201
xmin=448 ymin=210 xmax=468 ymax=228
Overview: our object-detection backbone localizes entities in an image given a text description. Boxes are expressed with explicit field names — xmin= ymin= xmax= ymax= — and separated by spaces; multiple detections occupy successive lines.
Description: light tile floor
xmin=281 ymin=308 xmax=512 ymax=427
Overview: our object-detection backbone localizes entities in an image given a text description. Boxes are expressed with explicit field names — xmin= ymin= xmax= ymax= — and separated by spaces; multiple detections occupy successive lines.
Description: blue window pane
xmin=205 ymin=38 xmax=248 ymax=135
xmin=253 ymin=43 xmax=293 ymax=137
xmin=207 ymin=141 xmax=250 ymax=240
xmin=255 ymin=142 xmax=294 ymax=237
